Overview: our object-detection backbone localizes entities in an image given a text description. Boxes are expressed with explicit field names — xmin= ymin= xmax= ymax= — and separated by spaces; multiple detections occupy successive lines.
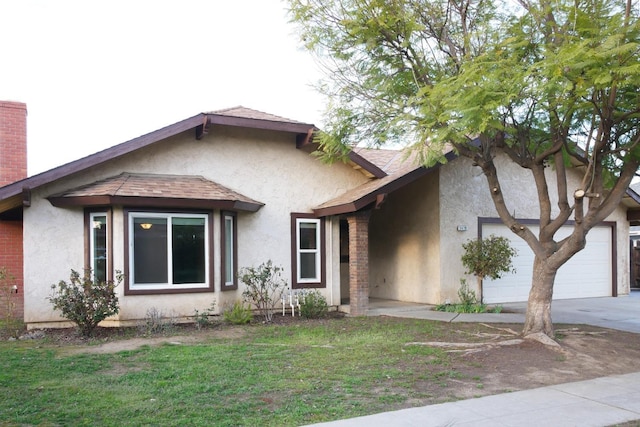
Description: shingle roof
xmin=48 ymin=173 xmax=264 ymax=212
xmin=208 ymin=106 xmax=306 ymax=124
xmin=313 ymin=147 xmax=456 ymax=216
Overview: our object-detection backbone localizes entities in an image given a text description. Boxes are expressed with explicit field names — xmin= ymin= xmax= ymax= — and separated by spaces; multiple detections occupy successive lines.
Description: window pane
xmin=300 ymin=253 xmax=317 ymax=279
xmin=299 ymin=222 xmax=317 ymax=249
xmin=134 ymin=217 xmax=168 ymax=283
xmin=92 ymin=215 xmax=107 ymax=282
xmin=224 ymin=216 xmax=234 ymax=284
xmin=172 ymin=217 xmax=205 ymax=284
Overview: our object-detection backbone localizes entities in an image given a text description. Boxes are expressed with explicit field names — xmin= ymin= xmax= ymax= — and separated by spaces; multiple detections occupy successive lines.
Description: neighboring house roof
xmin=47 ymin=173 xmax=264 ymax=212
xmin=0 ymin=107 xmax=383 ymax=218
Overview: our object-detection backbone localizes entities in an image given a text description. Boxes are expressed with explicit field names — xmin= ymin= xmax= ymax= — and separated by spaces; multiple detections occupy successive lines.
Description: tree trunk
xmin=522 ymin=256 xmax=557 ymax=338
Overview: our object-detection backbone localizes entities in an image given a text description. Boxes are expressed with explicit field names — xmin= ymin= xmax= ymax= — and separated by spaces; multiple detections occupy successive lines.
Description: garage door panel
xmin=482 ymin=224 xmax=612 ymax=303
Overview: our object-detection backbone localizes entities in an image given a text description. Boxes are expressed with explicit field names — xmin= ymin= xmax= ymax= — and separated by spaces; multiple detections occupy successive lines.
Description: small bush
xmin=299 ymin=290 xmax=328 ymax=319
xmin=435 ymin=281 xmax=503 ymax=314
xmin=240 ymin=260 xmax=287 ymax=322
xmin=193 ymin=299 xmax=217 ymax=330
xmin=139 ymin=307 xmax=176 ymax=335
xmin=223 ymin=301 xmax=253 ymax=325
xmin=48 ymin=269 xmax=122 ymax=337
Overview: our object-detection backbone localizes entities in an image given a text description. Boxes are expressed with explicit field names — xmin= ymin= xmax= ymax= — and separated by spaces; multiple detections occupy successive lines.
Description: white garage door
xmin=482 ymin=223 xmax=613 ymax=303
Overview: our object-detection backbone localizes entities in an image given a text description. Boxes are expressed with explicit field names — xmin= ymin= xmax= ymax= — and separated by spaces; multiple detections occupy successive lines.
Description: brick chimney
xmin=0 ymin=101 xmax=27 ymax=186
xmin=0 ymin=100 xmax=26 ymax=321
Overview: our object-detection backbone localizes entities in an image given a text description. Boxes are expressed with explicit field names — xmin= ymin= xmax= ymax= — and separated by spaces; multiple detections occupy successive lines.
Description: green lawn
xmin=0 ymin=317 xmax=470 ymax=426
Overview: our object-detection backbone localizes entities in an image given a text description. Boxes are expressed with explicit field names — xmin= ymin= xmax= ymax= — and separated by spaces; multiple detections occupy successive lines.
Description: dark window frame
xmin=124 ymin=208 xmax=214 ymax=295
xmin=290 ymin=213 xmax=326 ymax=289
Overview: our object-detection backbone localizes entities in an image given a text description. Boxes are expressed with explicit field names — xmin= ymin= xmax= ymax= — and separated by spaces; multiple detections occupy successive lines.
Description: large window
xmin=89 ymin=212 xmax=108 ymax=282
xmin=221 ymin=211 xmax=237 ymax=290
xmin=127 ymin=212 xmax=211 ymax=292
xmin=291 ymin=214 xmax=325 ymax=288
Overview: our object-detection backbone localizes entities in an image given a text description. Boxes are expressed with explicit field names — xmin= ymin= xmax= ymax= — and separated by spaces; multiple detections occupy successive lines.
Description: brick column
xmin=347 ymin=210 xmax=371 ymax=316
xmin=0 ymin=101 xmax=27 ymax=320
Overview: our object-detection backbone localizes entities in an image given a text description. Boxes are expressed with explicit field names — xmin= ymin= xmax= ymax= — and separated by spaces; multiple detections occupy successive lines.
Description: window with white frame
xmin=296 ymin=217 xmax=321 ymax=283
xmin=89 ymin=212 xmax=108 ymax=282
xmin=128 ymin=212 xmax=210 ymax=291
xmin=221 ymin=211 xmax=237 ymax=289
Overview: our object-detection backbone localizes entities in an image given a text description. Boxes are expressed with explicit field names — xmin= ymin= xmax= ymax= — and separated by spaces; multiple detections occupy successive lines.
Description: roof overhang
xmin=47 ymin=173 xmax=264 ymax=213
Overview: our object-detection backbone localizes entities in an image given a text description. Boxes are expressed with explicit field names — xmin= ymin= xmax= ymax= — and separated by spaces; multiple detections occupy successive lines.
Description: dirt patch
xmin=13 ymin=314 xmax=640 ymax=404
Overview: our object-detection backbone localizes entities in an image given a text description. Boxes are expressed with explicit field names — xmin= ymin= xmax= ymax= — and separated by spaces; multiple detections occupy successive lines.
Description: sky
xmin=0 ymin=0 xmax=326 ymax=175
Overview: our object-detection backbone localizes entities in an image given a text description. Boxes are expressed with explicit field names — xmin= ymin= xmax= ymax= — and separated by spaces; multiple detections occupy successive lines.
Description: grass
xmin=0 ymin=317 xmax=472 ymax=426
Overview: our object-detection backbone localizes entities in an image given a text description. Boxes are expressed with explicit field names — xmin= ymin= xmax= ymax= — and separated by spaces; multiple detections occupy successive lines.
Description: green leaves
xmin=48 ymin=269 xmax=122 ymax=337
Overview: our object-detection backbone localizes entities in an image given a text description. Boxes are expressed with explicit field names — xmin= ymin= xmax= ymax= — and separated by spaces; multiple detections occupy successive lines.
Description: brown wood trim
xmin=49 ymin=195 xmax=264 ymax=212
xmin=123 ymin=208 xmax=215 ymax=295
xmin=0 ymin=115 xmax=206 ymax=204
xmin=220 ymin=211 xmax=238 ymax=291
xmin=290 ymin=213 xmax=326 ymax=289
xmin=207 ymin=114 xmax=314 ymax=134
xmin=627 ymin=210 xmax=640 ymax=221
xmin=478 ymin=217 xmax=618 ymax=298
xmin=314 ymin=150 xmax=457 ymax=217
xmin=348 ymin=151 xmax=387 ymax=179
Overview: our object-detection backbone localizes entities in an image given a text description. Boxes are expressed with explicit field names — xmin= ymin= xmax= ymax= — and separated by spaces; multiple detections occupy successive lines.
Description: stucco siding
xmin=369 ymin=171 xmax=441 ymax=303
xmin=23 ymin=126 xmax=368 ymax=326
xmin=438 ymin=154 xmax=630 ymax=304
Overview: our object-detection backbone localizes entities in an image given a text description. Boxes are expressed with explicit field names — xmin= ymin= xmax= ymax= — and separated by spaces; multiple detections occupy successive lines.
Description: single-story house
xmin=0 ymin=100 xmax=639 ymax=329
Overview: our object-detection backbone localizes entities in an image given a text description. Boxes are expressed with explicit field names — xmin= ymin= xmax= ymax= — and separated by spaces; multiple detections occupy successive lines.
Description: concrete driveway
xmin=367 ymin=290 xmax=640 ymax=333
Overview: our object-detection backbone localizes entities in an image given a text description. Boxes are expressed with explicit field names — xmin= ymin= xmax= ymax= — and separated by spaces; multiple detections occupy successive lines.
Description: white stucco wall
xmin=23 ymin=126 xmax=368 ymax=327
xmin=369 ymin=170 xmax=441 ymax=303
xmin=438 ymin=154 xmax=630 ymax=304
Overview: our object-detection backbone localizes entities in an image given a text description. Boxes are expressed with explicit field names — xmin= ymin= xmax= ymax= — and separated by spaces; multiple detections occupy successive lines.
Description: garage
xmin=481 ymin=221 xmax=614 ymax=304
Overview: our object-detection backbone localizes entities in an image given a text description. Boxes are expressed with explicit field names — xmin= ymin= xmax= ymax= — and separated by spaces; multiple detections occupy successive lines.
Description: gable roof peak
xmin=206 ymin=106 xmax=308 ymax=125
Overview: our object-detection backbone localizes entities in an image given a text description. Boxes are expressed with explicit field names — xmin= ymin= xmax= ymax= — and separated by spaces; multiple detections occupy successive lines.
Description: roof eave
xmin=48 ymin=195 xmax=264 ymax=212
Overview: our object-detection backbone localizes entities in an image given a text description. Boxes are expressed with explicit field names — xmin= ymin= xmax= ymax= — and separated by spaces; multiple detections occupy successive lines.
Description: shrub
xmin=48 ymin=269 xmax=122 ymax=337
xmin=239 ymin=260 xmax=287 ymax=322
xmin=139 ymin=307 xmax=176 ymax=335
xmin=461 ymin=234 xmax=517 ymax=282
xmin=193 ymin=299 xmax=217 ymax=330
xmin=223 ymin=301 xmax=253 ymax=325
xmin=299 ymin=290 xmax=328 ymax=319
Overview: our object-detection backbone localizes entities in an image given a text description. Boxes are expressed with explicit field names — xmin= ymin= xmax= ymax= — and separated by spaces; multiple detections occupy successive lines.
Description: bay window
xmin=126 ymin=211 xmax=211 ymax=293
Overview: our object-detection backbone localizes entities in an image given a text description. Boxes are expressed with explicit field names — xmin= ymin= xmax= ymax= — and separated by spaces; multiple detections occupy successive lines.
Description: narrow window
xmin=89 ymin=212 xmax=108 ymax=282
xmin=298 ymin=219 xmax=320 ymax=281
xmin=291 ymin=214 xmax=325 ymax=288
xmin=221 ymin=211 xmax=238 ymax=289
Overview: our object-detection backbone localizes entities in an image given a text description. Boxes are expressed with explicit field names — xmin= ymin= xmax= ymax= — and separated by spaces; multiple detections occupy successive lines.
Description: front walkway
xmin=349 ymin=292 xmax=640 ymax=334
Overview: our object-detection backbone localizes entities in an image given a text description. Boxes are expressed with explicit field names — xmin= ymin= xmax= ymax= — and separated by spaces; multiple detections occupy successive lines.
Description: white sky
xmin=0 ymin=0 xmax=326 ymax=175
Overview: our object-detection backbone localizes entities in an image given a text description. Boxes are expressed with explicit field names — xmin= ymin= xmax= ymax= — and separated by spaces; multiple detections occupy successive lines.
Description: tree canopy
xmin=288 ymin=0 xmax=640 ymax=338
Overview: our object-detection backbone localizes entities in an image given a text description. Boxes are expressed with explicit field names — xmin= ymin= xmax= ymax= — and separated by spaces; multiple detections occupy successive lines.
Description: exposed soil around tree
xmin=10 ymin=313 xmax=640 ymax=407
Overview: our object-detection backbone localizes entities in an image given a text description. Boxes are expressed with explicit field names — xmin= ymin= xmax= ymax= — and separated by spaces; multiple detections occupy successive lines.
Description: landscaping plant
xmin=48 ymin=268 xmax=122 ymax=337
xmin=222 ymin=301 xmax=253 ymax=324
xmin=239 ymin=260 xmax=287 ymax=322
xmin=461 ymin=235 xmax=517 ymax=302
xmin=299 ymin=290 xmax=328 ymax=319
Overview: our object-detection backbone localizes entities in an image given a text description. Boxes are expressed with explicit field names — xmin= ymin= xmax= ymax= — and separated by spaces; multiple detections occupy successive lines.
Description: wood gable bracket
xmin=296 ymin=128 xmax=316 ymax=153
xmin=22 ymin=187 xmax=31 ymax=207
xmin=195 ymin=116 xmax=211 ymax=140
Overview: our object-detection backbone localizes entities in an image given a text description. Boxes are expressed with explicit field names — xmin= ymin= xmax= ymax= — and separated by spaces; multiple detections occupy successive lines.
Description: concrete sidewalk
xmin=305 ymin=371 xmax=640 ymax=426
